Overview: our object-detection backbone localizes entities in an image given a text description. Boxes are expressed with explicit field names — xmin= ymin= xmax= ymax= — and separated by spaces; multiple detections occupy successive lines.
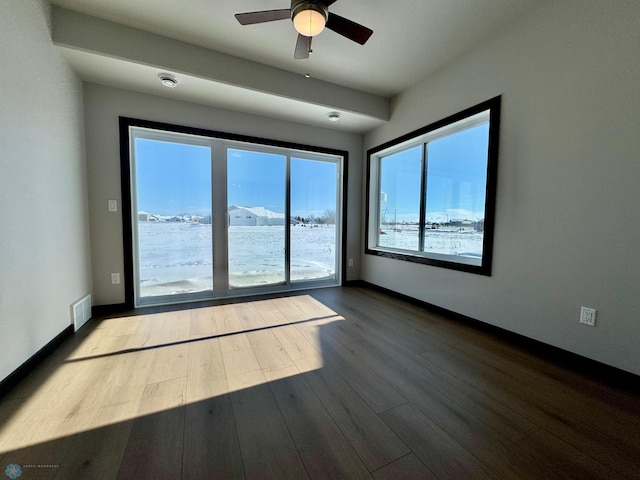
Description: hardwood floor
xmin=0 ymin=286 xmax=638 ymax=479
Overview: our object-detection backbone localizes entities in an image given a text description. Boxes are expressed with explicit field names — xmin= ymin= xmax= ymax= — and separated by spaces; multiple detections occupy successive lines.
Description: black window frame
xmin=365 ymin=96 xmax=501 ymax=276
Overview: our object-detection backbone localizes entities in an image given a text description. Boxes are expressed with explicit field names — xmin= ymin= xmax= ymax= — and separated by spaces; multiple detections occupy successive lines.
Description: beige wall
xmin=83 ymin=84 xmax=363 ymax=306
xmin=0 ymin=0 xmax=92 ymax=381
xmin=363 ymin=0 xmax=640 ymax=374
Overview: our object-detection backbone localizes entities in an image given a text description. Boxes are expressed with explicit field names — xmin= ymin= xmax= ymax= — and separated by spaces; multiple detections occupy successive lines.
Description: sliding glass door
xmin=227 ymin=148 xmax=286 ymax=288
xmin=131 ymin=131 xmax=213 ymax=306
xmin=128 ymin=123 xmax=343 ymax=307
xmin=290 ymin=157 xmax=339 ymax=282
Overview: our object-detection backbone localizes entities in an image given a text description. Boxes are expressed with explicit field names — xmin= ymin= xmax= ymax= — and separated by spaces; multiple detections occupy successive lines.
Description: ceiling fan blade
xmin=294 ymin=34 xmax=312 ymax=59
xmin=326 ymin=12 xmax=373 ymax=45
xmin=322 ymin=0 xmax=339 ymax=6
xmin=235 ymin=9 xmax=291 ymax=25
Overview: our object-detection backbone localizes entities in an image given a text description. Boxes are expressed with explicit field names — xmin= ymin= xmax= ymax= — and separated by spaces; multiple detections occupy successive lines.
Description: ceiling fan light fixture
xmin=291 ymin=1 xmax=328 ymax=37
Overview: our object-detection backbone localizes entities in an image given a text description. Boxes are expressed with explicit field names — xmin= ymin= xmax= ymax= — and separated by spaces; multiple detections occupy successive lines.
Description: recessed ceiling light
xmin=158 ymin=73 xmax=179 ymax=88
xmin=327 ymin=112 xmax=341 ymax=122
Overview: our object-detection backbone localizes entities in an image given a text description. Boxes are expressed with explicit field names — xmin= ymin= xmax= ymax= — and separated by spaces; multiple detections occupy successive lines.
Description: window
xmin=366 ymin=97 xmax=500 ymax=275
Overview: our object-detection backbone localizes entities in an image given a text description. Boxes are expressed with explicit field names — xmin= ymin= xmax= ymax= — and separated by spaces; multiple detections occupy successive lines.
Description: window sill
xmin=365 ymin=247 xmax=491 ymax=276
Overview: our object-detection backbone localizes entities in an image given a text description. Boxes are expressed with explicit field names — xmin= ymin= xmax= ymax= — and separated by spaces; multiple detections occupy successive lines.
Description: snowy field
xmin=379 ymin=225 xmax=484 ymax=258
xmin=138 ymin=222 xmax=336 ymax=297
xmin=229 ymin=225 xmax=336 ymax=287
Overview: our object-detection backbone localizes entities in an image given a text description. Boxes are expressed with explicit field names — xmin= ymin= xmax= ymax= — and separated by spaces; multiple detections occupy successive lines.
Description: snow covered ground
xmin=379 ymin=225 xmax=484 ymax=258
xmin=229 ymin=225 xmax=336 ymax=287
xmin=138 ymin=222 xmax=336 ymax=297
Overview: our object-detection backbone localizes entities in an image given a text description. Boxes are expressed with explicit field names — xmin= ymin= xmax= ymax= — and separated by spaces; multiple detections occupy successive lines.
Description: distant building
xmin=228 ymin=206 xmax=285 ymax=226
xmin=449 ymin=219 xmax=475 ymax=231
xmin=138 ymin=211 xmax=158 ymax=222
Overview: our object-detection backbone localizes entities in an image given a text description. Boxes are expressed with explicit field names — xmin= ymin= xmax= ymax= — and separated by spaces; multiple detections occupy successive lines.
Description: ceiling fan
xmin=235 ymin=0 xmax=373 ymax=59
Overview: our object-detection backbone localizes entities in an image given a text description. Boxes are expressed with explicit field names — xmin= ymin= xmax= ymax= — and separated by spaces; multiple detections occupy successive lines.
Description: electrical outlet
xmin=348 ymin=258 xmax=354 ymax=267
xmin=108 ymin=200 xmax=118 ymax=212
xmin=111 ymin=273 xmax=121 ymax=285
xmin=580 ymin=306 xmax=597 ymax=326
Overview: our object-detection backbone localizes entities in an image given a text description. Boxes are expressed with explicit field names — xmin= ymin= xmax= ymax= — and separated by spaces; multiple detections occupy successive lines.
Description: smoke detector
xmin=327 ymin=112 xmax=341 ymax=122
xmin=158 ymin=73 xmax=179 ymax=88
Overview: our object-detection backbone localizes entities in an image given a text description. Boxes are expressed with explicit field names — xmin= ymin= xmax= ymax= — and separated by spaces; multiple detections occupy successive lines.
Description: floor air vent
xmin=71 ymin=294 xmax=92 ymax=331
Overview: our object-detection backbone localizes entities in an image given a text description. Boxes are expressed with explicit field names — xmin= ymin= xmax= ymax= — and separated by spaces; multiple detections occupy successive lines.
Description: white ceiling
xmin=50 ymin=0 xmax=541 ymax=133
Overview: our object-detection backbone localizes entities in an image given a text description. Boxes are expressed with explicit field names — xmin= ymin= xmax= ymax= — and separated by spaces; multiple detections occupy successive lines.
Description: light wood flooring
xmin=0 ymin=286 xmax=638 ymax=479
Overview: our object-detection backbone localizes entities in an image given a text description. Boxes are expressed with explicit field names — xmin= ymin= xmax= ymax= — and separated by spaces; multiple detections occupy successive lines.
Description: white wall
xmin=0 ymin=1 xmax=92 ymax=381
xmin=83 ymin=84 xmax=363 ymax=305
xmin=363 ymin=0 xmax=640 ymax=374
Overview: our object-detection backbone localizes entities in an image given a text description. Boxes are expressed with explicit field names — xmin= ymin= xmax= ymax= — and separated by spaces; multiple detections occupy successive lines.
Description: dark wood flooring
xmin=0 ymin=286 xmax=638 ymax=479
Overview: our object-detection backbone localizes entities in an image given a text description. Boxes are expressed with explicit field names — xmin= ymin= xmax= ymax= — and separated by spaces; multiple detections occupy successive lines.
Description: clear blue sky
xmin=135 ymin=139 xmax=211 ymax=216
xmin=380 ymin=122 xmax=489 ymax=223
xmin=135 ymin=141 xmax=337 ymax=218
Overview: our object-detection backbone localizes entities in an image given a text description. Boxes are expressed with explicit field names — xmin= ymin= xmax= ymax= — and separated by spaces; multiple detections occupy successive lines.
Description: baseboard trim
xmin=92 ymin=303 xmax=128 ymax=317
xmin=353 ymin=280 xmax=639 ymax=392
xmin=0 ymin=325 xmax=74 ymax=399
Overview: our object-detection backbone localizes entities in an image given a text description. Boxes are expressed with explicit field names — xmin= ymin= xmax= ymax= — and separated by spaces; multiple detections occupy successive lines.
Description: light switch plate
xmin=580 ymin=306 xmax=597 ymax=326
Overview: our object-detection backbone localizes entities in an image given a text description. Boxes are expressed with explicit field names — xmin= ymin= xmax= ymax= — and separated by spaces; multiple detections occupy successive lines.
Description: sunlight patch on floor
xmin=0 ymin=295 xmax=342 ymax=453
